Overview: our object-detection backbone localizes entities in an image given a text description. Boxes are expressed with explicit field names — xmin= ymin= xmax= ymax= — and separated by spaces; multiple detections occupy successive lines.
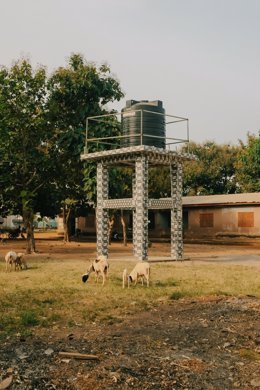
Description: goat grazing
xmin=82 ymin=255 xmax=109 ymax=286
xmin=5 ymin=251 xmax=27 ymax=272
xmin=15 ymin=252 xmax=27 ymax=271
xmin=123 ymin=262 xmax=151 ymax=288
xmin=5 ymin=251 xmax=17 ymax=272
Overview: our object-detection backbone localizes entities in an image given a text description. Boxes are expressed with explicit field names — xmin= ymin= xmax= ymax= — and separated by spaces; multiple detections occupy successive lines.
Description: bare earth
xmin=0 ymin=235 xmax=260 ymax=390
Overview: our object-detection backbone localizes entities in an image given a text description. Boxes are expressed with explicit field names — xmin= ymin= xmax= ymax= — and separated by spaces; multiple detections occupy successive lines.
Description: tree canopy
xmin=0 ymin=59 xmax=56 ymax=251
xmin=147 ymin=141 xmax=240 ymax=197
xmin=181 ymin=141 xmax=240 ymax=195
xmin=0 ymin=53 xmax=124 ymax=248
xmin=47 ymin=53 xmax=124 ymax=240
xmin=235 ymin=133 xmax=260 ymax=192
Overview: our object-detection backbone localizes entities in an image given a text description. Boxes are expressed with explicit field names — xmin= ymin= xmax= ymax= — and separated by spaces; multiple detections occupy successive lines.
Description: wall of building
xmin=60 ymin=203 xmax=260 ymax=240
xmin=185 ymin=206 xmax=260 ymax=238
xmin=77 ymin=214 xmax=96 ymax=234
xmin=77 ymin=211 xmax=171 ymax=238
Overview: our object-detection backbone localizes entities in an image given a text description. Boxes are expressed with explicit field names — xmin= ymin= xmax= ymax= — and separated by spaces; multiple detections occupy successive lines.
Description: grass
xmin=239 ymin=348 xmax=260 ymax=361
xmin=0 ymin=257 xmax=260 ymax=338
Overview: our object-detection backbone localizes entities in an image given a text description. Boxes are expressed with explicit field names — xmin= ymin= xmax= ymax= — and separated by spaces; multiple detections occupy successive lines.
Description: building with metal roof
xmin=182 ymin=192 xmax=260 ymax=239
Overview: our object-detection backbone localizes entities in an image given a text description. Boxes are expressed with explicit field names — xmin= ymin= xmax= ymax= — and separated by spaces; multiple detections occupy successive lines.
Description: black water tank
xmin=121 ymin=100 xmax=165 ymax=149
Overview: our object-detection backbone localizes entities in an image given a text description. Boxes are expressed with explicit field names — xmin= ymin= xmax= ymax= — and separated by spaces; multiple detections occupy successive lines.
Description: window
xmin=238 ymin=212 xmax=254 ymax=228
xmin=200 ymin=213 xmax=213 ymax=228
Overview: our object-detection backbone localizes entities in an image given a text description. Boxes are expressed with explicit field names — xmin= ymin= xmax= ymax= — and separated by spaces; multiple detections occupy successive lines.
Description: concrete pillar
xmin=96 ymin=162 xmax=109 ymax=258
xmin=132 ymin=172 xmax=137 ymax=257
xmin=134 ymin=156 xmax=149 ymax=260
xmin=170 ymin=161 xmax=183 ymax=260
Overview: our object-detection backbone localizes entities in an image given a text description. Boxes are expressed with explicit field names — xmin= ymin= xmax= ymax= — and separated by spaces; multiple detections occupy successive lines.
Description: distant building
xmin=182 ymin=193 xmax=260 ymax=239
xmin=0 ymin=214 xmax=58 ymax=231
xmin=70 ymin=193 xmax=260 ymax=240
xmin=0 ymin=215 xmax=23 ymax=231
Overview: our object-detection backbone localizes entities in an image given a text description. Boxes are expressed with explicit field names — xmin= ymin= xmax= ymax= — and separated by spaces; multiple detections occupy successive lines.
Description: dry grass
xmin=0 ymin=254 xmax=259 ymax=338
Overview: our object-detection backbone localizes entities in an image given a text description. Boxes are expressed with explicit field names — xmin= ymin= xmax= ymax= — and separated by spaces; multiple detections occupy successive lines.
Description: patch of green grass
xmin=239 ymin=348 xmax=260 ymax=361
xmin=20 ymin=311 xmax=40 ymax=327
xmin=170 ymin=291 xmax=187 ymax=300
xmin=154 ymin=279 xmax=178 ymax=287
xmin=212 ymin=290 xmax=232 ymax=297
xmin=0 ymin=314 xmax=17 ymax=330
xmin=33 ymin=298 xmax=58 ymax=306
xmin=40 ymin=313 xmax=61 ymax=327
xmin=100 ymin=314 xmax=122 ymax=325
xmin=110 ymin=276 xmax=124 ymax=285
xmin=82 ymin=309 xmax=98 ymax=322
xmin=67 ymin=319 xmax=75 ymax=327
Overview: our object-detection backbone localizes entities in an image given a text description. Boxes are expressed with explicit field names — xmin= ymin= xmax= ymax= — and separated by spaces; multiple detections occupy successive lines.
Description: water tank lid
xmin=125 ymin=100 xmax=163 ymax=109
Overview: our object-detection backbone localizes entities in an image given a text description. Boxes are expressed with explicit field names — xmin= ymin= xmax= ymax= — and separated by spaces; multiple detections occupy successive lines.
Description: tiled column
xmin=132 ymin=173 xmax=137 ymax=257
xmin=134 ymin=156 xmax=149 ymax=260
xmin=170 ymin=161 xmax=183 ymax=260
xmin=96 ymin=162 xmax=109 ymax=258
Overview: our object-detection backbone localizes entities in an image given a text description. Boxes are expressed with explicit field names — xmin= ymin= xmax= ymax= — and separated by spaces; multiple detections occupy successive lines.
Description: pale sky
xmin=1 ymin=0 xmax=260 ymax=144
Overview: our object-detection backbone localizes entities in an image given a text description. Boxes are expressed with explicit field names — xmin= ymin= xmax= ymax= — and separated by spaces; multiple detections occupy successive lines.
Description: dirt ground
xmin=0 ymin=235 xmax=260 ymax=390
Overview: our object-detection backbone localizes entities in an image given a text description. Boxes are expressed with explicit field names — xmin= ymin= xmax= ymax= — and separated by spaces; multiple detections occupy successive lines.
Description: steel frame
xmin=85 ymin=111 xmax=189 ymax=153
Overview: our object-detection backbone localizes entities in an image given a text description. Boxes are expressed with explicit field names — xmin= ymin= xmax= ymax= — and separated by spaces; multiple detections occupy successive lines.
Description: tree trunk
xmin=108 ymin=214 xmax=115 ymax=245
xmin=23 ymin=208 xmax=36 ymax=254
xmin=120 ymin=210 xmax=127 ymax=246
xmin=63 ymin=206 xmax=72 ymax=242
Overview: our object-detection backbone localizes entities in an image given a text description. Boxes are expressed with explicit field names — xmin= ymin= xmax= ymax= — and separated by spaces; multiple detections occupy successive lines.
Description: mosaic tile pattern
xmin=96 ymin=162 xmax=109 ymax=258
xmin=86 ymin=148 xmax=191 ymax=261
xmin=170 ymin=162 xmax=183 ymax=260
xmin=134 ymin=157 xmax=149 ymax=260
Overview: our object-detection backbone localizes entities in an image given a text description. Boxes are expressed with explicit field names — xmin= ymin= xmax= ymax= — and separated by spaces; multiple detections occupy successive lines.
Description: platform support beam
xmin=170 ymin=161 xmax=183 ymax=260
xmin=134 ymin=156 xmax=149 ymax=260
xmin=96 ymin=162 xmax=109 ymax=258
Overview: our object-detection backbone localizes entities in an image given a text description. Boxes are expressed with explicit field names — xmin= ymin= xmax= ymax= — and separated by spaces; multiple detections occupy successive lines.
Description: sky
xmin=1 ymin=0 xmax=260 ymax=145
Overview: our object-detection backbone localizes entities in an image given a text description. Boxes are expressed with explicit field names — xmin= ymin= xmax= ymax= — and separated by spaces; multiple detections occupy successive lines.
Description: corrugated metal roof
xmin=182 ymin=193 xmax=260 ymax=206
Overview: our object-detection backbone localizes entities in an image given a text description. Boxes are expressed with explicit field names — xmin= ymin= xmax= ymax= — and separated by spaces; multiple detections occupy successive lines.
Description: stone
xmin=250 ymin=379 xmax=260 ymax=387
xmin=0 ymin=376 xmax=13 ymax=390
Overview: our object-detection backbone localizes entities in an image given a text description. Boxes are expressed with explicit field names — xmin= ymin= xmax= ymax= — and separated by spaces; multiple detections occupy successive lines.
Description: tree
xmin=108 ymin=167 xmax=132 ymax=245
xmin=0 ymin=54 xmax=124 ymax=247
xmin=149 ymin=166 xmax=171 ymax=198
xmin=235 ymin=133 xmax=260 ymax=192
xmin=47 ymin=53 xmax=124 ymax=241
xmin=181 ymin=141 xmax=239 ymax=195
xmin=0 ymin=59 xmax=56 ymax=253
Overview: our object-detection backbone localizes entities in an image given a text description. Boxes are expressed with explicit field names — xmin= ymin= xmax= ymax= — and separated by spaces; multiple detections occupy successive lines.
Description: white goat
xmin=5 ymin=251 xmax=27 ymax=272
xmin=82 ymin=255 xmax=109 ymax=286
xmin=123 ymin=262 xmax=151 ymax=288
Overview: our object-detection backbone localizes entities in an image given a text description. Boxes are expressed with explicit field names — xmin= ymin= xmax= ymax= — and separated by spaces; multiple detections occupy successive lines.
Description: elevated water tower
xmin=81 ymin=100 xmax=193 ymax=261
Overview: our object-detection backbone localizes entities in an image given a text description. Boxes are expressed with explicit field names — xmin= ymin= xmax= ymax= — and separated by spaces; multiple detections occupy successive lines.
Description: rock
xmin=223 ymin=342 xmax=231 ymax=348
xmin=109 ymin=372 xmax=120 ymax=383
xmin=250 ymin=379 xmax=260 ymax=387
xmin=44 ymin=348 xmax=54 ymax=355
xmin=0 ymin=376 xmax=13 ymax=389
xmin=15 ymin=348 xmax=29 ymax=360
xmin=255 ymin=337 xmax=260 ymax=345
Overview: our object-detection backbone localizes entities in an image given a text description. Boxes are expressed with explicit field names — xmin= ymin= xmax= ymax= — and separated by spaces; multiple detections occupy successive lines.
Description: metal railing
xmin=84 ymin=110 xmax=189 ymax=153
